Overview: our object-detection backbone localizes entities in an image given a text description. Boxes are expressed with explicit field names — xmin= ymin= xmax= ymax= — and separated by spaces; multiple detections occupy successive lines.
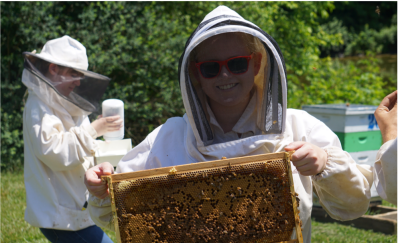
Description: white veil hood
xmin=202 ymin=5 xmax=244 ymax=22
xmin=22 ymin=53 xmax=110 ymax=115
xmin=178 ymin=5 xmax=288 ymax=149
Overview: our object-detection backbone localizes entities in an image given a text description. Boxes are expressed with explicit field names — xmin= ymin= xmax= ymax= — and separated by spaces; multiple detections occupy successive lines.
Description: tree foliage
xmin=319 ymin=1 xmax=397 ymax=57
xmin=1 ymin=2 xmax=396 ymax=171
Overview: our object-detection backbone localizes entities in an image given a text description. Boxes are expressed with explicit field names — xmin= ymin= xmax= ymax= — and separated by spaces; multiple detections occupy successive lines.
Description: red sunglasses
xmin=195 ymin=54 xmax=253 ymax=79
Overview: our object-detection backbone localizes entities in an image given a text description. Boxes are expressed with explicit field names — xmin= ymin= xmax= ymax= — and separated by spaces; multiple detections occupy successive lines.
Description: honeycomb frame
xmin=103 ymin=151 xmax=303 ymax=243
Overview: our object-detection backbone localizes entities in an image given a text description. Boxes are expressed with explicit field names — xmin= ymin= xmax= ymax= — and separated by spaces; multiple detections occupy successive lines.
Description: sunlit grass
xmin=103 ymin=228 xmax=117 ymax=242
xmin=1 ymin=172 xmax=48 ymax=242
xmin=311 ymin=221 xmax=397 ymax=243
xmin=382 ymin=199 xmax=397 ymax=208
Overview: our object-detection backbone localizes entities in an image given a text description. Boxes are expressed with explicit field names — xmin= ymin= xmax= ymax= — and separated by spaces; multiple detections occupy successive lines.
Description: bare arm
xmin=375 ymin=90 xmax=397 ymax=143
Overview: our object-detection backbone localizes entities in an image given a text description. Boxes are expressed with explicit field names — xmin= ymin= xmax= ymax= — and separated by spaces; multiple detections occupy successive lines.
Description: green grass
xmin=1 ymin=172 xmax=397 ymax=242
xmin=103 ymin=228 xmax=117 ymax=242
xmin=311 ymin=221 xmax=397 ymax=243
xmin=1 ymin=172 xmax=48 ymax=242
xmin=382 ymin=200 xmax=397 ymax=208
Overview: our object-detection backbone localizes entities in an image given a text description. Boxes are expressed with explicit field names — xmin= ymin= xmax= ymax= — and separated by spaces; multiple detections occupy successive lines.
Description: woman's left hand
xmin=284 ymin=141 xmax=327 ymax=176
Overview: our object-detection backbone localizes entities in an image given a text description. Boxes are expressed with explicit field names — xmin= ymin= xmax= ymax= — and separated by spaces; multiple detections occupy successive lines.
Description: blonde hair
xmin=190 ymin=32 xmax=264 ymax=62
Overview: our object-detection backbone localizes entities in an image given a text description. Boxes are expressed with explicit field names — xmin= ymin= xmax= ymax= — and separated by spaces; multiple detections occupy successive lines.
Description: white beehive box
xmin=349 ymin=150 xmax=379 ymax=165
xmin=302 ymin=104 xmax=379 ymax=133
xmin=95 ymin=139 xmax=132 ymax=167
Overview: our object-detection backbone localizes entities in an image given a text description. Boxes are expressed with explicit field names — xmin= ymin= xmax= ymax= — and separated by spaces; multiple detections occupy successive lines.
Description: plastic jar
xmin=102 ymin=99 xmax=124 ymax=140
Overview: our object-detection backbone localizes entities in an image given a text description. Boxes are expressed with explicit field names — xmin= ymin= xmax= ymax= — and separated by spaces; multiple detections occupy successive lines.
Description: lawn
xmin=1 ymin=172 xmax=397 ymax=242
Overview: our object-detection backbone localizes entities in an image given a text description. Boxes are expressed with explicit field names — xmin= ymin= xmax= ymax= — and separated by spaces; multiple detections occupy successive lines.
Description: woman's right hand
xmin=84 ymin=162 xmax=115 ymax=199
xmin=91 ymin=115 xmax=123 ymax=138
xmin=375 ymin=90 xmax=397 ymax=143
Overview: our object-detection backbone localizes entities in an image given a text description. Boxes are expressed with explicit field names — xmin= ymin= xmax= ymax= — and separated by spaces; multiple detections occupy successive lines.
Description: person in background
xmin=22 ymin=35 xmax=122 ymax=243
xmin=374 ymin=90 xmax=397 ymax=205
xmin=84 ymin=6 xmax=374 ymax=242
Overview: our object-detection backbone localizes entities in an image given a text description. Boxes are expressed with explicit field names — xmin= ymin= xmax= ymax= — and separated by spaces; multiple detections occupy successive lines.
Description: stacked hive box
xmin=302 ymin=104 xmax=381 ymax=201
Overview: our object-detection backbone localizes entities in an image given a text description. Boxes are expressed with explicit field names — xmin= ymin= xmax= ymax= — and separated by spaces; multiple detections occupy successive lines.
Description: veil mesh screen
xmin=104 ymin=152 xmax=302 ymax=243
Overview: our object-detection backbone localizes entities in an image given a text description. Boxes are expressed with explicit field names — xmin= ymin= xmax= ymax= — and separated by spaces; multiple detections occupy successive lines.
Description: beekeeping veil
xmin=22 ymin=35 xmax=110 ymax=116
xmin=178 ymin=6 xmax=287 ymax=147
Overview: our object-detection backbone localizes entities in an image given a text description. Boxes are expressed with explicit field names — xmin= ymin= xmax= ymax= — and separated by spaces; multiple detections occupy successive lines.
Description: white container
xmin=302 ymin=104 xmax=379 ymax=133
xmin=102 ymin=99 xmax=124 ymax=140
xmin=95 ymin=139 xmax=132 ymax=167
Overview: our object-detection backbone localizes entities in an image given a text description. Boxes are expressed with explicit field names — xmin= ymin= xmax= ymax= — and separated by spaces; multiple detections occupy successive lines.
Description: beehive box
xmin=102 ymin=151 xmax=303 ymax=243
xmin=302 ymin=104 xmax=379 ymax=133
xmin=302 ymin=104 xmax=381 ymax=152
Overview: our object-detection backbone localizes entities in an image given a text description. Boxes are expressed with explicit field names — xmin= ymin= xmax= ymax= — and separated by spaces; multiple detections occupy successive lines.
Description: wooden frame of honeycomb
xmin=103 ymin=151 xmax=303 ymax=243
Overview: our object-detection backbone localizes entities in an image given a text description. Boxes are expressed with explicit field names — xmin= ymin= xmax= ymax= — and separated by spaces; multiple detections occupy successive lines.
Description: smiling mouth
xmin=217 ymin=83 xmax=238 ymax=90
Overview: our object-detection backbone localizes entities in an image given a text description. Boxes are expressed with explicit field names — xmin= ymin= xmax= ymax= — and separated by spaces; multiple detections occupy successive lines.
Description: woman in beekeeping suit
xmin=85 ymin=6 xmax=373 ymax=242
xmin=22 ymin=35 xmax=122 ymax=242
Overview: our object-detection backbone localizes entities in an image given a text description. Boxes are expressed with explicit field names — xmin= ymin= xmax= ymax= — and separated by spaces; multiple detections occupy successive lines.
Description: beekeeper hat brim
xmin=22 ymin=35 xmax=107 ymax=79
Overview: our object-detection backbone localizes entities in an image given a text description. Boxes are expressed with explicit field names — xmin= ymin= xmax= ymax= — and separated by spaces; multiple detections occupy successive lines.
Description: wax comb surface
xmin=103 ymin=151 xmax=303 ymax=243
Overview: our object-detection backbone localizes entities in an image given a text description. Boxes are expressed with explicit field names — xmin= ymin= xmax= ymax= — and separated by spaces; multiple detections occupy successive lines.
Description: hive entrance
xmin=104 ymin=152 xmax=303 ymax=243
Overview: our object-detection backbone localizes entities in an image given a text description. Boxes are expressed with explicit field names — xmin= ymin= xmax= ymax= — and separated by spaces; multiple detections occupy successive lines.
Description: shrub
xmin=287 ymin=54 xmax=393 ymax=109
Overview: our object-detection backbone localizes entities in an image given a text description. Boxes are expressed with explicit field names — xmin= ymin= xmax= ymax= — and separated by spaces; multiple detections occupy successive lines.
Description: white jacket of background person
xmin=23 ymin=70 xmax=98 ymax=230
xmin=22 ymin=35 xmax=111 ymax=231
xmin=88 ymin=6 xmax=373 ymax=242
xmin=374 ymin=138 xmax=397 ymax=205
